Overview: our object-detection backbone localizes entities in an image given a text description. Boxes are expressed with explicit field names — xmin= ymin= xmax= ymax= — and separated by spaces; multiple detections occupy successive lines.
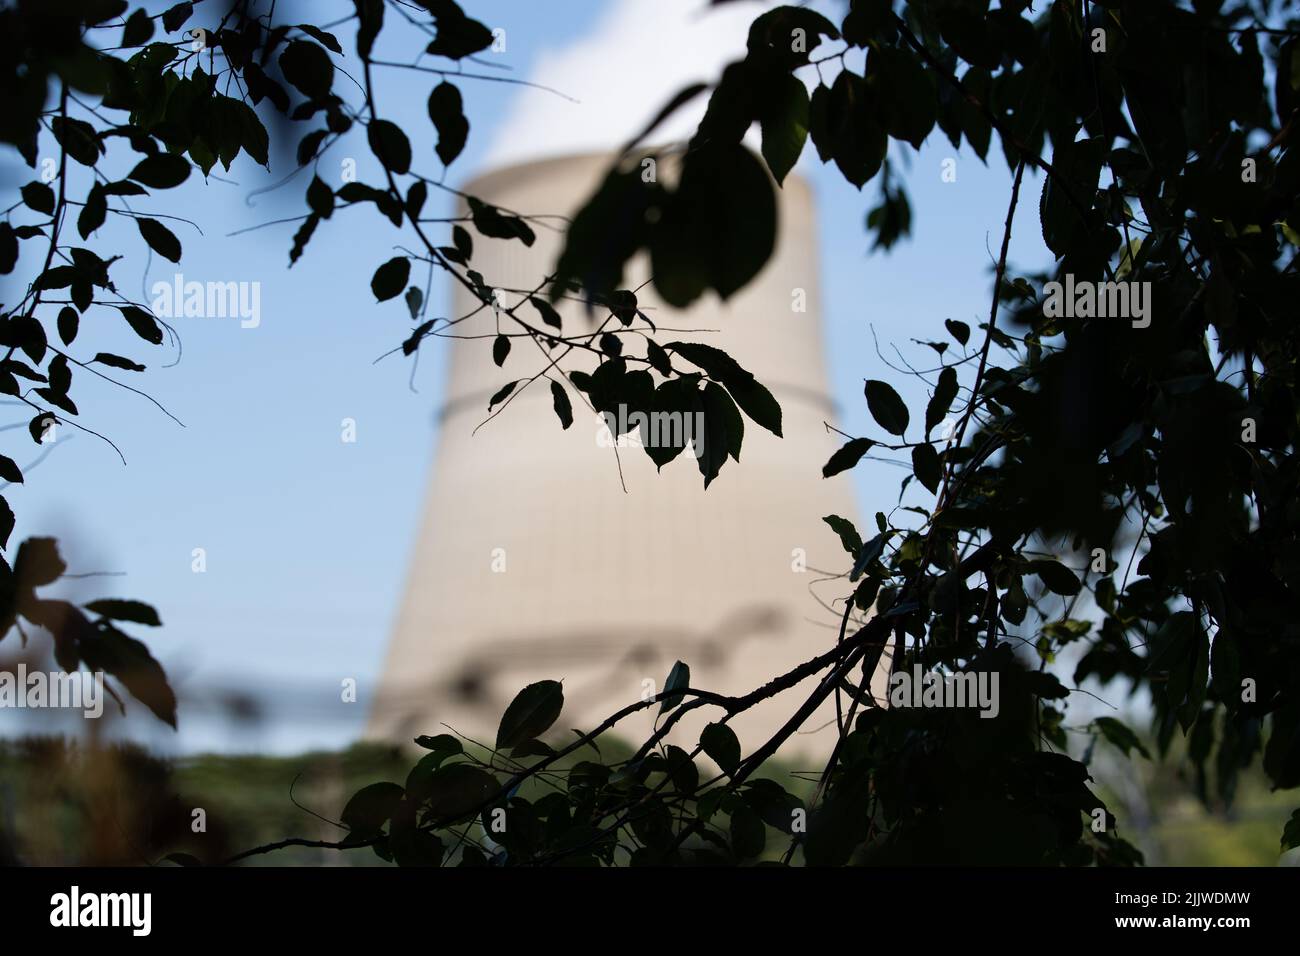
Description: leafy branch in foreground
xmin=220 ymin=0 xmax=1300 ymax=866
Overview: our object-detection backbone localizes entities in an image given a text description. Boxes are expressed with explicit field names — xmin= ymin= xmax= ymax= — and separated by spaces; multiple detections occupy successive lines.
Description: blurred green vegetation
xmin=0 ymin=737 xmax=410 ymax=865
xmin=0 ymin=733 xmax=1293 ymax=865
xmin=1087 ymin=725 xmax=1299 ymax=867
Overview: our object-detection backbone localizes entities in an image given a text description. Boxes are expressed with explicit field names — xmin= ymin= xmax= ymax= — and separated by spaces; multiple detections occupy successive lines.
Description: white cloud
xmin=480 ymin=0 xmax=762 ymax=170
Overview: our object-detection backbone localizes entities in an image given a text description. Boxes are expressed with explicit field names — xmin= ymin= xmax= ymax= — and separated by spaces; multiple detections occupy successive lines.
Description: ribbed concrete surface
xmin=368 ymin=153 xmax=878 ymax=758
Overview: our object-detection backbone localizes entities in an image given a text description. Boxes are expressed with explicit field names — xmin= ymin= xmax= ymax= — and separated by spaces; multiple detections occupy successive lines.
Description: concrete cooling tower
xmin=368 ymin=152 xmax=873 ymax=757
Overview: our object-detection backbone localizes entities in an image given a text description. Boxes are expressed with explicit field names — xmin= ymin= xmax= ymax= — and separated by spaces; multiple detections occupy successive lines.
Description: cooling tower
xmin=369 ymin=152 xmax=874 ymax=756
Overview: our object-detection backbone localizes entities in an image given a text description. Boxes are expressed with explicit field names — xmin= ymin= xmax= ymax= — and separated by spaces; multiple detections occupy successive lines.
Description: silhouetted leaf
xmin=652 ymin=144 xmax=774 ymax=306
xmin=128 ymin=153 xmax=190 ymax=189
xmin=487 ymin=380 xmax=517 ymax=410
xmin=869 ymin=46 xmax=936 ymax=149
xmin=296 ymin=24 xmax=342 ymax=54
xmin=925 ymin=366 xmax=958 ymax=436
xmin=553 ymin=165 xmax=659 ymax=298
xmin=452 ymin=225 xmax=473 ymax=260
xmin=52 ymin=116 xmax=102 ymax=166
xmin=823 ymin=437 xmax=873 ymax=477
xmin=136 ymin=217 xmax=181 ymax=261
xmin=492 ymin=334 xmax=510 ymax=367
xmin=85 ymin=598 xmax=161 ymax=626
xmin=702 ymin=380 xmax=744 ymax=465
xmin=550 ymin=380 xmax=573 ymax=430
xmin=79 ymin=622 xmax=177 ymax=727
xmin=117 ymin=306 xmax=163 ymax=344
xmin=367 ymin=119 xmax=411 ymax=174
xmin=0 ymin=223 xmax=15 ymax=274
xmin=0 ymin=498 xmax=12 ymax=549
xmin=426 ymin=764 xmax=499 ymax=822
xmin=161 ymin=2 xmax=193 ymax=33
xmin=468 ymin=197 xmax=534 ymax=245
xmin=820 ymin=70 xmax=886 ymax=188
xmin=296 ymin=128 xmax=328 ymax=167
xmin=341 ymin=782 xmax=404 ymax=838
xmin=1039 ymin=136 xmax=1105 ymax=256
xmin=725 ymin=375 xmax=782 ymax=438
xmin=21 ymin=181 xmax=54 ymax=215
xmin=370 ymin=256 xmax=410 ymax=301
xmin=1030 ymin=559 xmax=1081 ymax=596
xmin=427 ymin=82 xmax=469 ymax=165
xmin=865 ymin=379 xmax=908 ymax=435
xmin=660 ymin=660 xmax=690 ymax=714
xmin=279 ymin=39 xmax=334 ymax=99
xmin=306 ymin=176 xmax=334 ymax=218
xmin=746 ymin=5 xmax=839 ymax=68
xmin=823 ymin=514 xmax=863 ymax=556
xmin=78 ymin=184 xmax=106 ymax=238
xmin=666 ymin=341 xmax=780 ymax=437
xmin=35 ymin=387 xmax=77 ymax=417
xmin=57 ymin=307 xmax=79 ymax=345
xmin=851 ymin=532 xmax=886 ymax=582
xmin=529 ymin=296 xmax=562 ymax=330
xmin=403 ymin=286 xmax=423 ymax=320
xmin=122 ymin=8 xmax=154 ymax=46
xmin=91 ymin=352 xmax=145 ymax=372
xmin=911 ymin=442 xmax=941 ymax=494
xmin=700 ymin=721 xmax=740 ymax=775
xmin=355 ymin=0 xmax=383 ymax=58
xmin=425 ymin=10 xmax=493 ymax=60
xmin=290 ymin=213 xmax=319 ymax=265
xmin=646 ymin=340 xmax=672 ymax=377
xmin=599 ymin=332 xmax=622 ymax=357
xmin=0 ymin=455 xmax=21 ymax=484
xmin=759 ymin=73 xmax=809 ymax=185
xmin=496 ymin=680 xmax=565 ymax=750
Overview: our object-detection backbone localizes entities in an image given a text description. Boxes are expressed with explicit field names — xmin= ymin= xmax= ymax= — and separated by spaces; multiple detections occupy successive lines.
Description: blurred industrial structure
xmin=368 ymin=153 xmax=874 ymax=754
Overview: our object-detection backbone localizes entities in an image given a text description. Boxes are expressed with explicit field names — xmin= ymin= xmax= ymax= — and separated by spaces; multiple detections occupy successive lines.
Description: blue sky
xmin=0 ymin=0 xmax=1051 ymax=753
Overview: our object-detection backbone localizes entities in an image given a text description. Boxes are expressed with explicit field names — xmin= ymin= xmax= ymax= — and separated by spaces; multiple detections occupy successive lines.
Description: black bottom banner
xmin=1 ymin=865 xmax=1289 ymax=941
